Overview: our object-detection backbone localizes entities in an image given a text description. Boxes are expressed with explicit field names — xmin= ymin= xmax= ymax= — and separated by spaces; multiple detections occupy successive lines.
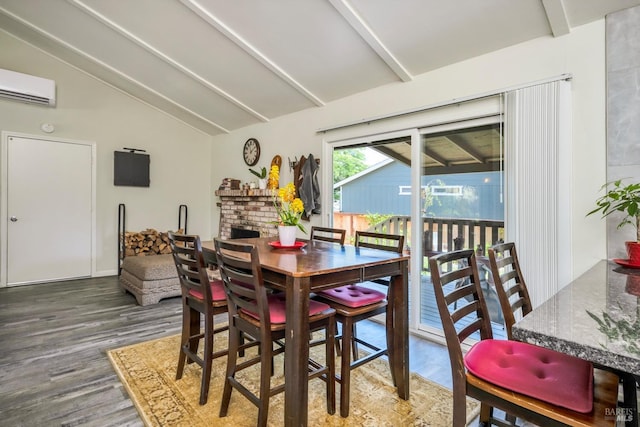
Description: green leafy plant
xmin=588 ymin=179 xmax=640 ymax=242
xmin=364 ymin=212 xmax=393 ymax=229
xmin=249 ymin=166 xmax=267 ymax=179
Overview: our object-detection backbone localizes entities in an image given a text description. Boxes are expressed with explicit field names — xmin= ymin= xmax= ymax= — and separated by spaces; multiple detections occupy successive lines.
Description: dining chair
xmin=488 ymin=241 xmax=638 ymax=427
xmin=213 ymin=238 xmax=336 ymax=427
xmin=310 ymin=226 xmax=346 ymax=245
xmin=486 ymin=242 xmax=534 ymax=340
xmin=430 ymin=249 xmax=620 ymax=427
xmin=167 ymin=231 xmax=229 ymax=405
xmin=314 ymin=230 xmax=404 ymax=417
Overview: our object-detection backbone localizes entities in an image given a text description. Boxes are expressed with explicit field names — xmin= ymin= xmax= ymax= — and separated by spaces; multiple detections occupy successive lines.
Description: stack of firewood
xmin=121 ymin=228 xmax=183 ymax=256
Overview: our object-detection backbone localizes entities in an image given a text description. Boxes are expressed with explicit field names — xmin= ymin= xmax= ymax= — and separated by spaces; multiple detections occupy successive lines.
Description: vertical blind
xmin=505 ymin=79 xmax=572 ymax=307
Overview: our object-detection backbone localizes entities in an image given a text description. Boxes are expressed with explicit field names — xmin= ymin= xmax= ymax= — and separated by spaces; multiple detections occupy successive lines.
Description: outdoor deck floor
xmin=418 ymin=271 xmax=507 ymax=340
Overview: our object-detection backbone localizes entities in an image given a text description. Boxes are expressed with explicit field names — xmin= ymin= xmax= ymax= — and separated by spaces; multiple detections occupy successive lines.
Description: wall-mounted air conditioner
xmin=0 ymin=68 xmax=56 ymax=107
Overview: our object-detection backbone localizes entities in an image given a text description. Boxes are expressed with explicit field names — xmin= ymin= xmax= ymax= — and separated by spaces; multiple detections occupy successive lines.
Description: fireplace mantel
xmin=215 ymin=189 xmax=277 ymax=198
xmin=215 ymin=189 xmax=279 ymax=239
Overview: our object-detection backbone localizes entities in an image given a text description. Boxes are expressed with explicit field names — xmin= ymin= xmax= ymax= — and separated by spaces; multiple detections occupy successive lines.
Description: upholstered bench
xmin=119 ymin=254 xmax=181 ymax=306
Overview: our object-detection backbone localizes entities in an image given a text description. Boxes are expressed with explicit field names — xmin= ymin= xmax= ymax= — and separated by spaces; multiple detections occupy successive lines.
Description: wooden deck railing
xmin=421 ymin=217 xmax=504 ymax=256
xmin=364 ymin=215 xmax=504 ymax=257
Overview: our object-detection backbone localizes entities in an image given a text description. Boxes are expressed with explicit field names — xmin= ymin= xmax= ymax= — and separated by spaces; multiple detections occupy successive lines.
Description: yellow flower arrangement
xmin=268 ymin=165 xmax=279 ymax=189
xmin=274 ymin=182 xmax=306 ymax=233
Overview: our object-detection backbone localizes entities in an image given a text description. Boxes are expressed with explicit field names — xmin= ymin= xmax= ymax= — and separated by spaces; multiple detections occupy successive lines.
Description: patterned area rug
xmin=108 ymin=333 xmax=480 ymax=426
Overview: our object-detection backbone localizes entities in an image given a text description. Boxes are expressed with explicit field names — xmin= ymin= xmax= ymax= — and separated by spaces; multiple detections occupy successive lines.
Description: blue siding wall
xmin=339 ymin=161 xmax=504 ymax=221
xmin=340 ymin=162 xmax=410 ymax=215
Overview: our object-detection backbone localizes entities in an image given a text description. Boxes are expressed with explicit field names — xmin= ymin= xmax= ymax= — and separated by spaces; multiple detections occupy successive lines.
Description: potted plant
xmin=249 ymin=166 xmax=268 ymax=189
xmin=588 ymin=179 xmax=640 ymax=264
xmin=273 ymin=182 xmax=306 ymax=245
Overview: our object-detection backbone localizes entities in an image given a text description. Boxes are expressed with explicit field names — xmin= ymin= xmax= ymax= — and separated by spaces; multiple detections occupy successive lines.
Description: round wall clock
xmin=243 ymin=138 xmax=260 ymax=166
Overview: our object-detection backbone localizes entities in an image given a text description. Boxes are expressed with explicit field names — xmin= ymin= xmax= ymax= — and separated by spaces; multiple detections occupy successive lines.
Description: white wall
xmin=211 ymin=20 xmax=607 ymax=280
xmin=0 ymin=31 xmax=213 ymax=276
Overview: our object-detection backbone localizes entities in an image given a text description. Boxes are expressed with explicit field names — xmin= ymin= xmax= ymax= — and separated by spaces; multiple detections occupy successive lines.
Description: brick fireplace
xmin=215 ymin=188 xmax=279 ymax=239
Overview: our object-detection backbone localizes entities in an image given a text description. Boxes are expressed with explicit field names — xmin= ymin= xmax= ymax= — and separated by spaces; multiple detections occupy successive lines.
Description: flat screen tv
xmin=114 ymin=150 xmax=150 ymax=187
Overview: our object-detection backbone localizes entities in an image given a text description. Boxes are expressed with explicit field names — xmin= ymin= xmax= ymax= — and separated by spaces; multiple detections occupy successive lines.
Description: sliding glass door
xmin=325 ymin=93 xmax=510 ymax=341
xmin=330 ymin=120 xmax=506 ymax=340
xmin=416 ymin=120 xmax=505 ymax=339
xmin=324 ymin=79 xmax=571 ymax=342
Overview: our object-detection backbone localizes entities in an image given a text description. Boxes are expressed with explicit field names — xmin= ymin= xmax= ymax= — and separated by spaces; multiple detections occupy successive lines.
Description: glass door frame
xmin=413 ymin=116 xmax=504 ymax=342
xmin=321 ymin=96 xmax=504 ymax=343
xmin=322 ymin=128 xmax=424 ymax=338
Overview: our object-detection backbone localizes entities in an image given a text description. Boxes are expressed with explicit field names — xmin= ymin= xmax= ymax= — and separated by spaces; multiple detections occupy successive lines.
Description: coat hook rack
xmin=289 ymin=155 xmax=320 ymax=172
xmin=288 ymin=156 xmax=298 ymax=172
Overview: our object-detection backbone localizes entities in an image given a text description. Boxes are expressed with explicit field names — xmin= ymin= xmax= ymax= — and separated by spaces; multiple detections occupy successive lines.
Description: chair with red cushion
xmin=214 ymin=238 xmax=336 ymax=427
xmin=430 ymin=249 xmax=620 ymax=427
xmin=314 ymin=230 xmax=404 ymax=417
xmin=489 ymin=241 xmax=638 ymax=426
xmin=167 ymin=231 xmax=229 ymax=405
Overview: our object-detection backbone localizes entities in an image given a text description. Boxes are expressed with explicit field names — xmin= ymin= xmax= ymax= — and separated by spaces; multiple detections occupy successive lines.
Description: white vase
xmin=278 ymin=225 xmax=297 ymax=246
xmin=258 ymin=178 xmax=267 ymax=190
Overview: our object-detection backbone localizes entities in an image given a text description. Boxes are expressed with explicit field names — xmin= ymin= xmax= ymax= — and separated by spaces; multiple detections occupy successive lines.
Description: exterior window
xmin=398 ymin=185 xmax=411 ymax=195
xmin=399 ymin=185 xmax=463 ymax=197
xmin=430 ymin=185 xmax=463 ymax=196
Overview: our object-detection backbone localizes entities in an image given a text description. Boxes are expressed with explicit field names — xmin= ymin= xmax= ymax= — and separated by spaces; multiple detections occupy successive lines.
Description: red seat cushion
xmin=464 ymin=339 xmax=594 ymax=413
xmin=188 ymin=279 xmax=226 ymax=302
xmin=242 ymin=294 xmax=332 ymax=324
xmin=317 ymin=285 xmax=386 ymax=308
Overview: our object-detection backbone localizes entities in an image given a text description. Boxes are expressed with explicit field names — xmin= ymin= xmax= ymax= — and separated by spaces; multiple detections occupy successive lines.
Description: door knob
xmin=10 ymin=216 xmax=17 ymax=222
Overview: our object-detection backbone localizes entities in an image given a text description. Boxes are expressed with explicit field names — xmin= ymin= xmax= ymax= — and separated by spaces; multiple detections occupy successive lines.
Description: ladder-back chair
xmin=430 ymin=249 xmax=619 ymax=427
xmin=214 ymin=238 xmax=336 ymax=426
xmin=168 ymin=231 xmax=229 ymax=405
xmin=314 ymin=230 xmax=404 ymax=417
xmin=489 ymin=242 xmax=637 ymax=426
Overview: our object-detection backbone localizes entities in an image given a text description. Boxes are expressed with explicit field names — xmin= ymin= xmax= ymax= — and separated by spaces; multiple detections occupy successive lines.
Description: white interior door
xmin=6 ymin=135 xmax=93 ymax=285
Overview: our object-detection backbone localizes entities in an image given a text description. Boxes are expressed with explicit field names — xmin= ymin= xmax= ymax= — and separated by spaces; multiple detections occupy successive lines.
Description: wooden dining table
xmin=512 ymin=260 xmax=640 ymax=425
xmin=202 ymin=237 xmax=410 ymax=427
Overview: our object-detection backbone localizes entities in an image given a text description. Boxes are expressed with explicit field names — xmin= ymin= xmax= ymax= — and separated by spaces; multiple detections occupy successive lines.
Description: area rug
xmin=108 ymin=333 xmax=480 ymax=426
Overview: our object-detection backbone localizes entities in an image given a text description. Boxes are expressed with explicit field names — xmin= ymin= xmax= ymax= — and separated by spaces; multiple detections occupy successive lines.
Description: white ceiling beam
xmin=1 ymin=5 xmax=229 ymax=134
xmin=542 ymin=0 xmax=570 ymax=37
xmin=68 ymin=0 xmax=268 ymax=123
xmin=328 ymin=0 xmax=412 ymax=82
xmin=180 ymin=0 xmax=325 ymax=107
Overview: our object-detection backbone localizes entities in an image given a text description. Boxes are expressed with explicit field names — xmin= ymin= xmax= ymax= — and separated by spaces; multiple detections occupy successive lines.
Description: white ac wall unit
xmin=0 ymin=69 xmax=56 ymax=107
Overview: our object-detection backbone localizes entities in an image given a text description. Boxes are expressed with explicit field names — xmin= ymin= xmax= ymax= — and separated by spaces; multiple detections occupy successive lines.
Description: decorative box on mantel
xmin=215 ymin=189 xmax=279 ymax=239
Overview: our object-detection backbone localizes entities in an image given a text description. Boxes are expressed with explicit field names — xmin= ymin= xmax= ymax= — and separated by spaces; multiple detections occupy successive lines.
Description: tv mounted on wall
xmin=114 ymin=149 xmax=150 ymax=187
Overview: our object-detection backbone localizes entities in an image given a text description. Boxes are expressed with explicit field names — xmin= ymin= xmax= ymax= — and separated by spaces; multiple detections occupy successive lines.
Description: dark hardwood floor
xmin=0 ymin=276 xmax=454 ymax=427
xmin=0 ymin=277 xmax=183 ymax=426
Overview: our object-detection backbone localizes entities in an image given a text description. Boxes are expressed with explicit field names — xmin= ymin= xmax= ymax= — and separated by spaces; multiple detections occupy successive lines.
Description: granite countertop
xmin=513 ymin=260 xmax=640 ymax=376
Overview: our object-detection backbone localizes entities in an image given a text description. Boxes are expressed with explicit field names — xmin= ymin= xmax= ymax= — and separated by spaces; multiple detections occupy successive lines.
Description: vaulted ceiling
xmin=1 ymin=0 xmax=638 ymax=137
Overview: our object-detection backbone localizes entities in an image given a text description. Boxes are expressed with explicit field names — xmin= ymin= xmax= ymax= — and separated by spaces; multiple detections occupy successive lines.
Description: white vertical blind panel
xmin=505 ymin=80 xmax=571 ymax=307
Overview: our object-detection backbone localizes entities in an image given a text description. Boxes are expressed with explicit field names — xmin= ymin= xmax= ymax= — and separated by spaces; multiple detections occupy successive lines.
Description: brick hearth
xmin=215 ymin=189 xmax=279 ymax=239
